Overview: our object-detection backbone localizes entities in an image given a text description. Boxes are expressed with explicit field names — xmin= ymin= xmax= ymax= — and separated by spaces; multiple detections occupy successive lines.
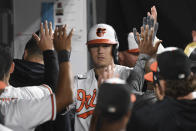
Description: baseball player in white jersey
xmin=0 ymin=21 xmax=73 ymax=131
xmin=118 ymin=32 xmax=164 ymax=68
xmin=71 ymin=23 xmax=162 ymax=131
xmin=0 ymin=124 xmax=13 ymax=131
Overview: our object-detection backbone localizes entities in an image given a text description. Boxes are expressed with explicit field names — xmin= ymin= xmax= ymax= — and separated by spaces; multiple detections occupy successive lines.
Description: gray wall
xmin=14 ymin=0 xmax=88 ymax=75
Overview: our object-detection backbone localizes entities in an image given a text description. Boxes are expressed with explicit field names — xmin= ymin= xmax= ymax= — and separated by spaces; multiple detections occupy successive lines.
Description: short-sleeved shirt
xmin=71 ymin=54 xmax=149 ymax=131
xmin=0 ymin=124 xmax=13 ymax=131
xmin=0 ymin=85 xmax=52 ymax=99
xmin=0 ymin=85 xmax=56 ymax=131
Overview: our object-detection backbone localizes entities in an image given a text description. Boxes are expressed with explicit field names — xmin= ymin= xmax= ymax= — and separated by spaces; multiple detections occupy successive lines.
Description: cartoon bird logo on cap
xmin=96 ymin=28 xmax=106 ymax=37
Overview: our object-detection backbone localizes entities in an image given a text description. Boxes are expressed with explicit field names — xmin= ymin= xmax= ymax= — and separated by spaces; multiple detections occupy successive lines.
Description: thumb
xmin=67 ymin=28 xmax=74 ymax=40
xmin=32 ymin=33 xmax=40 ymax=43
xmin=154 ymin=40 xmax=162 ymax=51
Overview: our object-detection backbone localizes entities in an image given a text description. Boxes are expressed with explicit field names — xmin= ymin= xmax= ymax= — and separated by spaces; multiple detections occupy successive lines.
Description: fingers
xmin=32 ymin=33 xmax=40 ymax=43
xmin=56 ymin=25 xmax=67 ymax=38
xmin=143 ymin=17 xmax=147 ymax=30
xmin=153 ymin=22 xmax=159 ymax=39
xmin=40 ymin=21 xmax=52 ymax=37
xmin=44 ymin=21 xmax=49 ymax=36
xmin=136 ymin=32 xmax=140 ymax=46
xmin=133 ymin=28 xmax=138 ymax=44
xmin=147 ymin=12 xmax=151 ymax=17
xmin=146 ymin=16 xmax=151 ymax=26
xmin=49 ymin=22 xmax=53 ymax=37
xmin=151 ymin=6 xmax=157 ymax=15
xmin=54 ymin=26 xmax=58 ymax=39
xmin=67 ymin=28 xmax=74 ymax=40
xmin=63 ymin=25 xmax=67 ymax=38
xmin=54 ymin=25 xmax=73 ymax=39
xmin=102 ymin=65 xmax=115 ymax=80
xmin=151 ymin=6 xmax=157 ymax=22
xmin=149 ymin=28 xmax=154 ymax=42
xmin=144 ymin=25 xmax=149 ymax=42
xmin=140 ymin=26 xmax=144 ymax=40
xmin=108 ymin=65 xmax=114 ymax=78
xmin=40 ymin=23 xmax=44 ymax=37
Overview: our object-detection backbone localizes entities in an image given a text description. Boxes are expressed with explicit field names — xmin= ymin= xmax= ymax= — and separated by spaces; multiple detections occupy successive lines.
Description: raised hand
xmin=133 ymin=6 xmax=159 ymax=44
xmin=97 ymin=65 xmax=119 ymax=88
xmin=33 ymin=21 xmax=54 ymax=51
xmin=53 ymin=25 xmax=73 ymax=52
xmin=136 ymin=25 xmax=162 ymax=56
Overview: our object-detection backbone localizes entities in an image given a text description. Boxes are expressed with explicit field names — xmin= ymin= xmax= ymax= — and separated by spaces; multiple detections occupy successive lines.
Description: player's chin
xmin=94 ymin=62 xmax=108 ymax=68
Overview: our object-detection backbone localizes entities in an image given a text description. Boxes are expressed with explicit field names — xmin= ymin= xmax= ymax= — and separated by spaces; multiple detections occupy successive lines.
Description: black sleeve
xmin=43 ymin=50 xmax=59 ymax=92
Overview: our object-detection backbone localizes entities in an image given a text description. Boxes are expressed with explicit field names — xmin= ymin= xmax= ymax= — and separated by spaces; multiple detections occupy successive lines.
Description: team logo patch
xmin=76 ymin=89 xmax=97 ymax=119
xmin=96 ymin=28 xmax=106 ymax=37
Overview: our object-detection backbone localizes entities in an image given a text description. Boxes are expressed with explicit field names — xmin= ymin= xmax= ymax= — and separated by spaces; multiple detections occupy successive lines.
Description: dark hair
xmin=112 ymin=44 xmax=118 ymax=64
xmin=164 ymin=75 xmax=196 ymax=98
xmin=0 ymin=44 xmax=13 ymax=80
xmin=89 ymin=108 xmax=125 ymax=131
xmin=24 ymin=30 xmax=42 ymax=58
xmin=89 ymin=82 xmax=131 ymax=131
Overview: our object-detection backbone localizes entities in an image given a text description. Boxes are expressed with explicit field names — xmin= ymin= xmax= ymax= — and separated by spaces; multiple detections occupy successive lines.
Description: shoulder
xmin=14 ymin=85 xmax=53 ymax=99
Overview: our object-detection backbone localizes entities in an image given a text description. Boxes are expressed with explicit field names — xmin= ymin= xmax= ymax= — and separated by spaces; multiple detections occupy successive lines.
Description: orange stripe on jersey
xmin=42 ymin=84 xmax=55 ymax=120
xmin=50 ymin=94 xmax=55 ymax=120
xmin=77 ymin=110 xmax=94 ymax=119
xmin=0 ymin=98 xmax=17 ymax=101
xmin=42 ymin=84 xmax=53 ymax=94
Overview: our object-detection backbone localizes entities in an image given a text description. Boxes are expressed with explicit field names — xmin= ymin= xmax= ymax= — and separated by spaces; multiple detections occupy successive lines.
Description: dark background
xmin=104 ymin=0 xmax=196 ymax=51
xmin=0 ymin=0 xmax=13 ymax=47
xmin=1 ymin=0 xmax=196 ymax=52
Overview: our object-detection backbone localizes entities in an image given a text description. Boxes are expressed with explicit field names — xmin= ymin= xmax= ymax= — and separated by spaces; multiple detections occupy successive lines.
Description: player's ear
xmin=118 ymin=52 xmax=124 ymax=62
xmin=192 ymin=30 xmax=196 ymax=42
xmin=23 ymin=50 xmax=28 ymax=60
xmin=9 ymin=62 xmax=15 ymax=74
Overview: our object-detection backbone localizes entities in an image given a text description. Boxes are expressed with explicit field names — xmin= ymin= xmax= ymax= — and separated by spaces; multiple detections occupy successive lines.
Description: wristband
xmin=58 ymin=50 xmax=71 ymax=64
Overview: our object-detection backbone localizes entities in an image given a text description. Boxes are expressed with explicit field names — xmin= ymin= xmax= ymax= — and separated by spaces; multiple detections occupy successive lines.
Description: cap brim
xmin=127 ymin=48 xmax=139 ymax=53
xmin=87 ymin=39 xmax=117 ymax=45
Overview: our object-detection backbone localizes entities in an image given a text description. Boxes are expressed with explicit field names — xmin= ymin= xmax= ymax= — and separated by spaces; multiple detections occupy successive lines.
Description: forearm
xmin=56 ymin=62 xmax=73 ymax=113
xmin=43 ymin=50 xmax=59 ymax=92
xmin=127 ymin=54 xmax=150 ymax=91
xmin=135 ymin=53 xmax=150 ymax=70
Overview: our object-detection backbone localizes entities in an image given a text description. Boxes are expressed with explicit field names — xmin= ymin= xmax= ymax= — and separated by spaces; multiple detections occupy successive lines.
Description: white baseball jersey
xmin=0 ymin=85 xmax=56 ymax=131
xmin=73 ymin=65 xmax=132 ymax=131
xmin=0 ymin=124 xmax=13 ymax=131
xmin=70 ymin=54 xmax=149 ymax=131
xmin=0 ymin=84 xmax=52 ymax=99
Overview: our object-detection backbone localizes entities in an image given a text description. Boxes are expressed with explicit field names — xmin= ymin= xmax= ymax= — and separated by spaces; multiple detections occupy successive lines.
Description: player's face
xmin=89 ymin=44 xmax=113 ymax=68
xmin=119 ymin=51 xmax=139 ymax=67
